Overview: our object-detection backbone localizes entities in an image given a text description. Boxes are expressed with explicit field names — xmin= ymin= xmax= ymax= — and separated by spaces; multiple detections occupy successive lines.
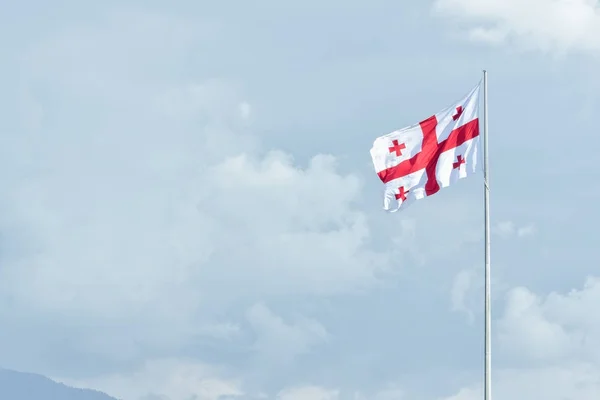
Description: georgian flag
xmin=370 ymin=83 xmax=481 ymax=212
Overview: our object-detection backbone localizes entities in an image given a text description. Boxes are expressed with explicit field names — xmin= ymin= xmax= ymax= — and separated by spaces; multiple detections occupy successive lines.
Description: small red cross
xmin=452 ymin=106 xmax=463 ymax=121
xmin=388 ymin=139 xmax=406 ymax=157
xmin=453 ymin=155 xmax=465 ymax=169
xmin=395 ymin=186 xmax=409 ymax=202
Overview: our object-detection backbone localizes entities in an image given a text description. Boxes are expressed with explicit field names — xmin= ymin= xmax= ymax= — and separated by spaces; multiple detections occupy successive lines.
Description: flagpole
xmin=483 ymin=70 xmax=491 ymax=400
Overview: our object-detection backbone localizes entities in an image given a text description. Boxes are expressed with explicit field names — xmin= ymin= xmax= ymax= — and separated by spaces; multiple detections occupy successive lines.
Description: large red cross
xmin=388 ymin=139 xmax=406 ymax=157
xmin=377 ymin=112 xmax=479 ymax=196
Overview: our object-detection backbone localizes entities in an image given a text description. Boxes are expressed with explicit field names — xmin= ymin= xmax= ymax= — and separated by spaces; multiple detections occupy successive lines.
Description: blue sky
xmin=1 ymin=1 xmax=600 ymax=399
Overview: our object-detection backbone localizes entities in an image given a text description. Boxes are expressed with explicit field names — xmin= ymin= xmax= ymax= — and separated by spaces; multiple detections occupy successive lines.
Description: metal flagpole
xmin=483 ymin=70 xmax=491 ymax=400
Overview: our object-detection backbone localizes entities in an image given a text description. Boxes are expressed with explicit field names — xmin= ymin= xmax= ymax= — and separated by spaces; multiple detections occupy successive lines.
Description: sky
xmin=1 ymin=0 xmax=600 ymax=399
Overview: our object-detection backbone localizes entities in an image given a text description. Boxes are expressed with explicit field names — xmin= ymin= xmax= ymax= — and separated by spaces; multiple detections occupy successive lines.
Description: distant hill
xmin=0 ymin=368 xmax=118 ymax=400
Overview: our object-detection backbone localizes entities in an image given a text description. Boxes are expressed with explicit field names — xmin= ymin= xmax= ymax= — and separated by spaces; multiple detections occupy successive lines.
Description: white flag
xmin=370 ymin=83 xmax=481 ymax=212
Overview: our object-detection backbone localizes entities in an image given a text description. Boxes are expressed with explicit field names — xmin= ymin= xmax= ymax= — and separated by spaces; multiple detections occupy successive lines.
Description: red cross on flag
xmin=370 ymin=82 xmax=481 ymax=212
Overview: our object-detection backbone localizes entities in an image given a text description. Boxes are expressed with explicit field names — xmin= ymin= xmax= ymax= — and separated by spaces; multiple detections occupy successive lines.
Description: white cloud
xmin=444 ymin=276 xmax=600 ymax=399
xmin=60 ymin=359 xmax=244 ymax=400
xmin=62 ymin=360 xmax=409 ymax=400
xmin=497 ymin=286 xmax=577 ymax=361
xmin=277 ymin=386 xmax=339 ymax=400
xmin=196 ymin=323 xmax=242 ymax=340
xmin=516 ymin=224 xmax=535 ymax=238
xmin=451 ymin=268 xmax=477 ymax=323
xmin=441 ymin=363 xmax=600 ymax=400
xmin=433 ymin=0 xmax=600 ymax=54
xmin=467 ymin=26 xmax=507 ymax=45
xmin=153 ymin=80 xmax=246 ymax=121
xmin=246 ymin=303 xmax=329 ymax=365
xmin=239 ymin=101 xmax=252 ymax=121
xmin=494 ymin=221 xmax=535 ymax=238
xmin=497 ymin=276 xmax=600 ymax=363
xmin=496 ymin=221 xmax=515 ymax=237
xmin=0 ymin=8 xmax=389 ymax=373
xmin=367 ymin=384 xmax=405 ymax=400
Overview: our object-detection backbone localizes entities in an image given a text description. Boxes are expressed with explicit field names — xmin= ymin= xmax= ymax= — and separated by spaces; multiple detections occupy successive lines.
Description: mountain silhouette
xmin=0 ymin=368 xmax=118 ymax=400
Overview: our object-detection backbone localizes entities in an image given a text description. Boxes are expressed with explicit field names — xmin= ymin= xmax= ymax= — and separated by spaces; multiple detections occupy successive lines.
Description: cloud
xmin=494 ymin=221 xmax=535 ymax=238
xmin=497 ymin=276 xmax=600 ymax=363
xmin=239 ymin=102 xmax=252 ymax=121
xmin=246 ymin=303 xmax=329 ymax=365
xmin=274 ymin=384 xmax=405 ymax=400
xmin=444 ymin=276 xmax=600 ymax=400
xmin=276 ymin=386 xmax=339 ymax=400
xmin=497 ymin=286 xmax=577 ymax=361
xmin=196 ymin=323 xmax=242 ymax=341
xmin=516 ymin=224 xmax=535 ymax=238
xmin=451 ymin=268 xmax=477 ymax=323
xmin=60 ymin=359 xmax=244 ymax=400
xmin=432 ymin=0 xmax=600 ymax=54
xmin=496 ymin=221 xmax=515 ymax=237
xmin=0 ymin=7 xmax=390 ymax=377
xmin=62 ymin=359 xmax=409 ymax=400
xmin=442 ymin=363 xmax=600 ymax=400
